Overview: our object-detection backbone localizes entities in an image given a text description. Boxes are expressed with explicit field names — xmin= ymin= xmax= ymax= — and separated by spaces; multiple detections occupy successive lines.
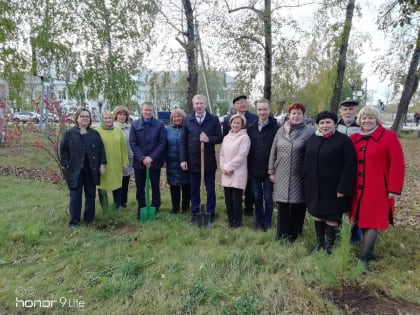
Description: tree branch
xmin=238 ymin=35 xmax=265 ymax=49
xmin=175 ymin=36 xmax=187 ymax=49
xmin=159 ymin=8 xmax=184 ymax=34
xmin=272 ymin=1 xmax=325 ymax=12
xmin=223 ymin=0 xmax=261 ymax=15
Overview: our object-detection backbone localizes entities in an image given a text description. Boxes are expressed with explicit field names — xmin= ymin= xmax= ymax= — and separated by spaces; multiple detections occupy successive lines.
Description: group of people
xmin=60 ymin=95 xmax=405 ymax=268
xmin=219 ymin=96 xmax=404 ymax=267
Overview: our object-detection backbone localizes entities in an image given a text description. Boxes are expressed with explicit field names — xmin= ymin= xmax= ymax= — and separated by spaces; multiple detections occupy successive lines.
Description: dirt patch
xmin=325 ymin=281 xmax=420 ymax=315
xmin=112 ymin=223 xmax=139 ymax=236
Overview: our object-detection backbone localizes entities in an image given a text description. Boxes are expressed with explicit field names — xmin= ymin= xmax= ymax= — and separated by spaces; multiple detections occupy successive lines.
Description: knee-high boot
xmin=310 ymin=220 xmax=326 ymax=253
xmin=325 ymin=224 xmax=337 ymax=255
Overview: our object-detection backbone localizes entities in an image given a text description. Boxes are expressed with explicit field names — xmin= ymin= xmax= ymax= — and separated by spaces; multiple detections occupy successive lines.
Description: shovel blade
xmin=194 ymin=212 xmax=211 ymax=228
xmin=140 ymin=207 xmax=149 ymax=223
xmin=194 ymin=212 xmax=203 ymax=227
xmin=148 ymin=207 xmax=156 ymax=221
xmin=203 ymin=213 xmax=211 ymax=226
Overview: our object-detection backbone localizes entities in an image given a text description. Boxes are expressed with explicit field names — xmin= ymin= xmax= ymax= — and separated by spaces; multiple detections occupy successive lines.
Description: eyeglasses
xmin=79 ymin=115 xmax=90 ymax=119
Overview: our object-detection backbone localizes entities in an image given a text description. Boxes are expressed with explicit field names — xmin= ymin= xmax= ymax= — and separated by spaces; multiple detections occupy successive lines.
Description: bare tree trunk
xmin=330 ymin=0 xmax=355 ymax=113
xmin=263 ymin=0 xmax=272 ymax=101
xmin=183 ymin=0 xmax=197 ymax=113
xmin=391 ymin=26 xmax=420 ymax=135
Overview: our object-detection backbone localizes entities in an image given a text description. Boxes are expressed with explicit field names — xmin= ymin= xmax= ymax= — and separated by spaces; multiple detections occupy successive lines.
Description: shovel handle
xmin=200 ymin=141 xmax=205 ymax=205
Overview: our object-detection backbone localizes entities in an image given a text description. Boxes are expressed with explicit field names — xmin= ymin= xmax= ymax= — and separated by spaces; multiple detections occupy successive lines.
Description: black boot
xmin=310 ymin=221 xmax=326 ymax=253
xmin=169 ymin=186 xmax=180 ymax=214
xmin=359 ymin=228 xmax=378 ymax=268
xmin=325 ymin=225 xmax=337 ymax=255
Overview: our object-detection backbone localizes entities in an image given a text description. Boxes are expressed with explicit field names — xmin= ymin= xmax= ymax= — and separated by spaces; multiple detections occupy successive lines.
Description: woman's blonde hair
xmin=170 ymin=108 xmax=186 ymax=125
xmin=356 ymin=106 xmax=382 ymax=126
xmin=229 ymin=113 xmax=246 ymax=127
xmin=101 ymin=110 xmax=113 ymax=119
xmin=113 ymin=105 xmax=130 ymax=122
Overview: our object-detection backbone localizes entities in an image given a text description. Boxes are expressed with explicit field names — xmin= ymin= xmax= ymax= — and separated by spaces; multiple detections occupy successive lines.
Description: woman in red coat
xmin=350 ymin=106 xmax=405 ymax=267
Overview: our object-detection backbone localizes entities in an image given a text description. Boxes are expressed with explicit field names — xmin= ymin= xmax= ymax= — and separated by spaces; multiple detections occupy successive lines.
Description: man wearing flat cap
xmin=222 ymin=95 xmax=258 ymax=136
xmin=222 ymin=95 xmax=258 ymax=216
xmin=336 ymin=98 xmax=359 ymax=136
xmin=336 ymin=98 xmax=363 ymax=245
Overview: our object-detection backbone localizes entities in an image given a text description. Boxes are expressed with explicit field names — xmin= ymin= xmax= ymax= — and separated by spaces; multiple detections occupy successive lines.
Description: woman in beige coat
xmin=269 ymin=102 xmax=314 ymax=242
xmin=220 ymin=114 xmax=251 ymax=228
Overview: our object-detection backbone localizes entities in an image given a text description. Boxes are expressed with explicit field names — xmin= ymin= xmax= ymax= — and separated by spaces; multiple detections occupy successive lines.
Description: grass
xmin=0 ymin=129 xmax=419 ymax=314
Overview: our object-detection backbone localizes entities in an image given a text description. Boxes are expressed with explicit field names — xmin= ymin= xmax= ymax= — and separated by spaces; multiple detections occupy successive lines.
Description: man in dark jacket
xmin=337 ymin=98 xmax=359 ymax=136
xmin=130 ymin=101 xmax=166 ymax=218
xmin=247 ymin=99 xmax=279 ymax=231
xmin=222 ymin=95 xmax=258 ymax=216
xmin=336 ymin=98 xmax=363 ymax=245
xmin=180 ymin=95 xmax=223 ymax=222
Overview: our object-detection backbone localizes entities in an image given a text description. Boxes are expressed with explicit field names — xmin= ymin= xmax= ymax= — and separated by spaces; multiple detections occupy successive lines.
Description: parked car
xmin=128 ymin=114 xmax=140 ymax=123
xmin=274 ymin=114 xmax=315 ymax=126
xmin=12 ymin=111 xmax=41 ymax=123
xmin=47 ymin=112 xmax=59 ymax=123
xmin=304 ymin=117 xmax=315 ymax=126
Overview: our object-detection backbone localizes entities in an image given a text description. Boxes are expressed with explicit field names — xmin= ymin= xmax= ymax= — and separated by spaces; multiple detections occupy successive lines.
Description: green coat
xmin=96 ymin=126 xmax=129 ymax=190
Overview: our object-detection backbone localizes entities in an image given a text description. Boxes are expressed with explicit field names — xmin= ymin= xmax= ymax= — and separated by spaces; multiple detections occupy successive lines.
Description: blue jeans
xmin=190 ymin=171 xmax=216 ymax=214
xmin=69 ymin=167 xmax=96 ymax=225
xmin=134 ymin=168 xmax=161 ymax=211
xmin=251 ymin=176 xmax=274 ymax=227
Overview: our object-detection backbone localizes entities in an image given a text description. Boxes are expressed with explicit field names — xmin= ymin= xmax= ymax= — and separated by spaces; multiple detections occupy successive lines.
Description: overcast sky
xmin=146 ymin=0 xmax=391 ymax=104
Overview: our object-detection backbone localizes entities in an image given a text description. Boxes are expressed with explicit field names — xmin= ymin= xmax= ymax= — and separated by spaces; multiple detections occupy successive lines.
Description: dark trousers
xmin=190 ymin=171 xmax=216 ymax=214
xmin=224 ymin=187 xmax=243 ymax=227
xmin=98 ymin=188 xmax=122 ymax=210
xmin=251 ymin=176 xmax=274 ymax=227
xmin=121 ymin=175 xmax=131 ymax=206
xmin=276 ymin=202 xmax=306 ymax=241
xmin=69 ymin=167 xmax=96 ymax=225
xmin=244 ymin=177 xmax=255 ymax=214
xmin=170 ymin=184 xmax=191 ymax=212
xmin=134 ymin=168 xmax=161 ymax=212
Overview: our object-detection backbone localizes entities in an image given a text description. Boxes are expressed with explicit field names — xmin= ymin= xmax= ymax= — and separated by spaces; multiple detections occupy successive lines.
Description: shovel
xmin=194 ymin=141 xmax=211 ymax=227
xmin=140 ymin=168 xmax=156 ymax=223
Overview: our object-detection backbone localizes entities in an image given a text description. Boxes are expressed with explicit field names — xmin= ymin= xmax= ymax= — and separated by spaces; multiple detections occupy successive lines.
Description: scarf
xmin=358 ymin=125 xmax=379 ymax=136
xmin=99 ymin=118 xmax=114 ymax=130
xmin=283 ymin=120 xmax=305 ymax=135
xmin=115 ymin=121 xmax=129 ymax=129
xmin=315 ymin=128 xmax=335 ymax=139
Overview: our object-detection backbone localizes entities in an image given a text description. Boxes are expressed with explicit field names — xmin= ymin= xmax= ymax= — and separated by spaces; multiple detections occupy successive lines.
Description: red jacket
xmin=349 ymin=125 xmax=405 ymax=230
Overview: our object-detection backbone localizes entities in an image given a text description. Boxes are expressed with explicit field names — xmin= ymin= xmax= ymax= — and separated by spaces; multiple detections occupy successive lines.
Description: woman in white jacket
xmin=220 ymin=114 xmax=251 ymax=228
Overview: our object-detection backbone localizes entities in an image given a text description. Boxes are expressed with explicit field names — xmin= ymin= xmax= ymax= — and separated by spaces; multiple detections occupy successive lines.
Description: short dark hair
xmin=316 ymin=111 xmax=338 ymax=124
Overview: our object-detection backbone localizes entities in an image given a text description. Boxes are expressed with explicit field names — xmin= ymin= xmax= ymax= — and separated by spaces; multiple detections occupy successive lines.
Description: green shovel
xmin=140 ymin=168 xmax=156 ymax=222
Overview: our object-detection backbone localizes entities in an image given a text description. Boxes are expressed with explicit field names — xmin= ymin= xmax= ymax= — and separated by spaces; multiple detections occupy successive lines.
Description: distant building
xmin=133 ymin=70 xmax=239 ymax=114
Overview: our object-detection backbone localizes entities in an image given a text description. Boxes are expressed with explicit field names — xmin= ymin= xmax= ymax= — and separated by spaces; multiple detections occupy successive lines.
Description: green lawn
xmin=0 ymin=175 xmax=419 ymax=314
xmin=0 ymin=128 xmax=419 ymax=314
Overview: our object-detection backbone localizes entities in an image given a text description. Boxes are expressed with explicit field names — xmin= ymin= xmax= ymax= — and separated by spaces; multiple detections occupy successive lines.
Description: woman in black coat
xmin=60 ymin=108 xmax=106 ymax=226
xmin=303 ymin=111 xmax=356 ymax=254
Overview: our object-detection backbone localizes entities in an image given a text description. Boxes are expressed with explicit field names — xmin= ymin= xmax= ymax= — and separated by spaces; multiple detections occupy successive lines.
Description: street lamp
xmin=97 ymin=95 xmax=104 ymax=115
